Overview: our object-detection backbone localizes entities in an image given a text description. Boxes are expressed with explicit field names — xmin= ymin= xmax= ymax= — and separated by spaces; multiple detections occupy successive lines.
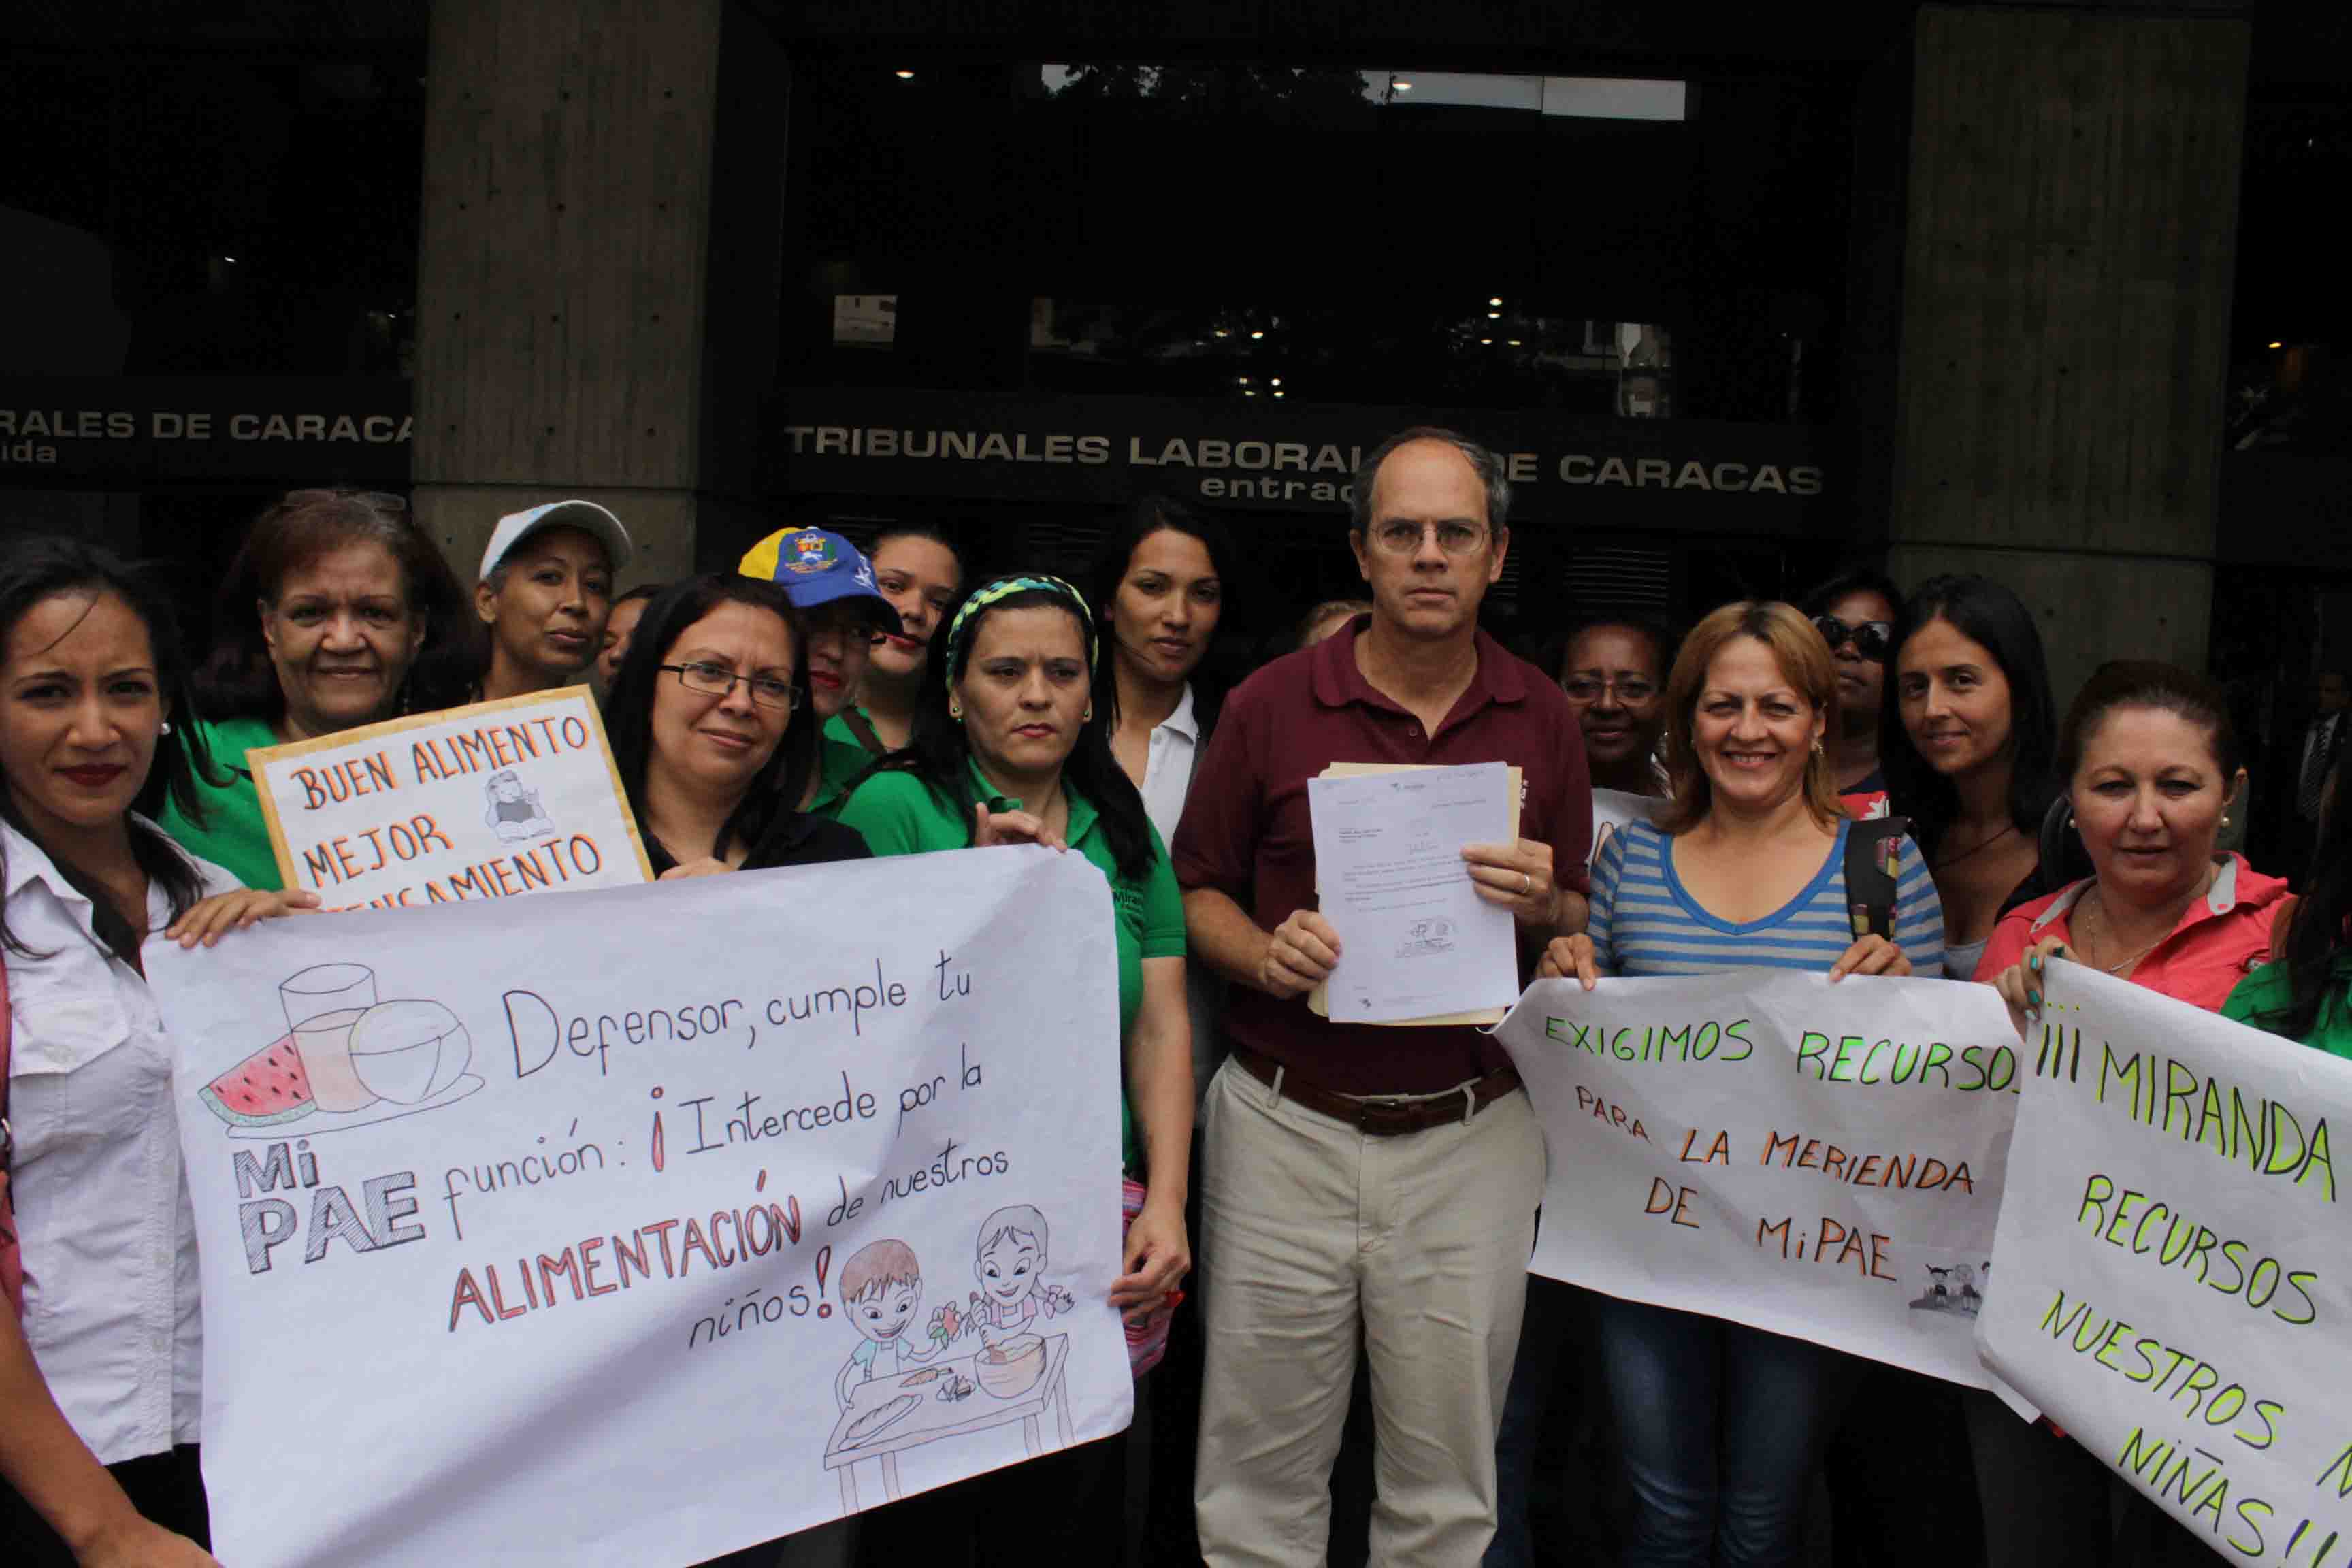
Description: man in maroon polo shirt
xmin=1174 ymin=427 xmax=1591 ymax=1566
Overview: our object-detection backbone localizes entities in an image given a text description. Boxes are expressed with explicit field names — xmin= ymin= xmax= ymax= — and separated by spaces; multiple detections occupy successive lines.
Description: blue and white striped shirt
xmin=1590 ymin=819 xmax=1944 ymax=977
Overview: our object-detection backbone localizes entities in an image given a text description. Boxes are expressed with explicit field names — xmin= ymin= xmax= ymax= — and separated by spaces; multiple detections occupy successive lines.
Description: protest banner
xmin=247 ymin=686 xmax=653 ymax=909
xmin=148 ymin=847 xmax=1132 ymax=1567
xmin=1978 ymin=964 xmax=2351 ymax=1563
xmin=1496 ymin=971 xmax=2022 ymax=1387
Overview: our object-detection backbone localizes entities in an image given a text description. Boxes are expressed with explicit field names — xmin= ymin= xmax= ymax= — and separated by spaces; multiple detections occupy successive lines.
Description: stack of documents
xmin=1306 ymin=761 xmax=1522 ymax=1026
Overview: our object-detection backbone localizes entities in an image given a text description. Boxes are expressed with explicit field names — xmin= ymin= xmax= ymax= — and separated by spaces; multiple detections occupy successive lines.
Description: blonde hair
xmin=1654 ymin=600 xmax=1843 ymax=834
xmin=840 ymin=1239 xmax=920 ymax=1303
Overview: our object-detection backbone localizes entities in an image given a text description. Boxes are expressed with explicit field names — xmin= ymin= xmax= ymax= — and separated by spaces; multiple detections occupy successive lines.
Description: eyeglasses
xmin=1367 ymin=519 xmax=1489 ymax=557
xmin=1563 ymin=674 xmax=1658 ymax=704
xmin=659 ymin=662 xmax=799 ymax=711
xmin=1811 ymin=615 xmax=1894 ymax=662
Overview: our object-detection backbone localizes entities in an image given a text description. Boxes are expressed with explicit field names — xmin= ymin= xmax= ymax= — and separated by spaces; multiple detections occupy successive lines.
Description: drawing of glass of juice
xmin=280 ymin=964 xmax=379 ymax=1113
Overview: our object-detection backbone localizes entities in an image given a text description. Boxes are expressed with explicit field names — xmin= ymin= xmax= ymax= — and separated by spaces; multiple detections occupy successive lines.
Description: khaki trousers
xmin=1193 ymin=1057 xmax=1544 ymax=1567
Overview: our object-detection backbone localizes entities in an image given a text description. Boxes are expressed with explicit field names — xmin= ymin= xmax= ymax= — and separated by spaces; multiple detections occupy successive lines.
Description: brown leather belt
xmin=1232 ymin=1047 xmax=1521 ymax=1137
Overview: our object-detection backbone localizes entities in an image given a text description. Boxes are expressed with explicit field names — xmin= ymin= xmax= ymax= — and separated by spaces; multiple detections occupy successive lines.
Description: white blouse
xmin=5 ymin=820 xmax=237 ymax=1465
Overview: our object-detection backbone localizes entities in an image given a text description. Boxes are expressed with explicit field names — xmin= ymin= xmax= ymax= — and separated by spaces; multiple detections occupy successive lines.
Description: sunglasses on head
xmin=1811 ymin=615 xmax=1894 ymax=662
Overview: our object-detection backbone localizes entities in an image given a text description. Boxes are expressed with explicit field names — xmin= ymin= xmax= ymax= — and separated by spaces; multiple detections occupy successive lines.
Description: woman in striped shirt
xmin=1544 ymin=600 xmax=1942 ymax=1568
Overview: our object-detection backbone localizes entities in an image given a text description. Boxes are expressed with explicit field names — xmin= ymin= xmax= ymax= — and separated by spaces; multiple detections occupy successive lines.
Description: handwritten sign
xmin=1495 ymin=971 xmax=2023 ymax=1387
xmin=148 ymin=848 xmax=1132 ymax=1567
xmin=248 ymin=687 xmax=653 ymax=909
xmin=1978 ymin=965 xmax=2350 ymax=1563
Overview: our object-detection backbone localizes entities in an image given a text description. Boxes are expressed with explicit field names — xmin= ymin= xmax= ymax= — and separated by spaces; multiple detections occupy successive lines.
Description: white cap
xmin=478 ymin=499 xmax=634 ymax=581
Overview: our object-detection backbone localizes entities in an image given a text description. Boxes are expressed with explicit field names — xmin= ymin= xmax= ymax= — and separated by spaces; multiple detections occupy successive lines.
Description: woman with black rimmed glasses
xmin=161 ymin=488 xmax=474 ymax=888
xmin=1799 ymin=568 xmax=1905 ymax=819
xmin=601 ymin=573 xmax=867 ymax=877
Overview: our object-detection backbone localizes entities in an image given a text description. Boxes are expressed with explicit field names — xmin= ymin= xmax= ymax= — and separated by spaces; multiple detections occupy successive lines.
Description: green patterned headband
xmin=943 ymin=574 xmax=1096 ymax=693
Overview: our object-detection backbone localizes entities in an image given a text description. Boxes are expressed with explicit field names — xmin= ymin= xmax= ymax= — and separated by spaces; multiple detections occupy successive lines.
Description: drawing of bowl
xmin=349 ymin=999 xmax=472 ymax=1105
xmin=975 ymin=1333 xmax=1045 ymax=1399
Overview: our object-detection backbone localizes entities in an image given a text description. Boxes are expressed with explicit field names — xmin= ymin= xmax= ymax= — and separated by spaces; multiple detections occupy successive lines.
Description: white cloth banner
xmin=248 ymin=686 xmax=653 ymax=909
xmin=1978 ymin=964 xmax=2352 ymax=1563
xmin=148 ymin=848 xmax=1131 ymax=1567
xmin=1497 ymin=971 xmax=2022 ymax=1386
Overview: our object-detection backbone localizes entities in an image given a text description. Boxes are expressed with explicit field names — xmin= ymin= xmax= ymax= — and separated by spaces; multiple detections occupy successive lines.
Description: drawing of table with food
xmin=822 ymin=1212 xmax=1078 ymax=1508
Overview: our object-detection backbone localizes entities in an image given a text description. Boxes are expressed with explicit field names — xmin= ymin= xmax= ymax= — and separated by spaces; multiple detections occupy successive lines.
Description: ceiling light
xmin=1250 ymin=329 xmax=1264 ymax=340
xmin=1237 ymin=376 xmax=1251 ymax=384
xmin=1507 ymin=339 xmax=1522 ymax=346
xmin=1480 ymin=337 xmax=1492 ymax=345
xmin=1270 ymin=377 xmax=1282 ymax=387
xmin=1486 ymin=311 xmax=1500 ymax=319
xmin=221 ymin=255 xmax=238 ymax=263
xmin=2268 ymin=340 xmax=2284 ymax=349
xmin=1213 ymin=328 xmax=1230 ymax=338
xmin=1273 ymin=390 xmax=1285 ymax=398
xmin=1488 ymin=296 xmax=1502 ymax=306
xmin=1243 ymin=389 xmax=1258 ymax=397
xmin=895 ymin=69 xmax=915 ymax=79
xmin=1393 ymin=78 xmax=1414 ymax=92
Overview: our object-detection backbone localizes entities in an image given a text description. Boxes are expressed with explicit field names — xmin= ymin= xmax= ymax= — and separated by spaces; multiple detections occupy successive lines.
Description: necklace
xmin=1933 ymin=821 xmax=2017 ymax=869
xmin=2078 ymin=868 xmax=2214 ymax=975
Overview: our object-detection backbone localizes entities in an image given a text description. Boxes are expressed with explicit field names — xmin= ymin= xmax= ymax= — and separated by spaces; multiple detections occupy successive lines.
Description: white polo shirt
xmin=1139 ymin=683 xmax=1203 ymax=850
xmin=5 ymin=820 xmax=236 ymax=1464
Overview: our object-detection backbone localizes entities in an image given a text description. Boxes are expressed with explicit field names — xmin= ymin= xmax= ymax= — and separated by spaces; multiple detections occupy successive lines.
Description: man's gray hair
xmin=1348 ymin=426 xmax=1512 ymax=536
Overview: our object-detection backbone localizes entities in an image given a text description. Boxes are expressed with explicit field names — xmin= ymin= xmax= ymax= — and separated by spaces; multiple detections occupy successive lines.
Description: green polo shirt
xmin=808 ymin=727 xmax=876 ymax=819
xmin=157 ymin=713 xmax=284 ymax=891
xmin=2223 ymin=956 xmax=2352 ymax=1063
xmin=837 ymin=759 xmax=1186 ymax=1173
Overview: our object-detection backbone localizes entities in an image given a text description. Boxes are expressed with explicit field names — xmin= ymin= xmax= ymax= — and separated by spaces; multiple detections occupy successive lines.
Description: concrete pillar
xmin=1887 ymin=5 xmax=2249 ymax=706
xmin=410 ymin=0 xmax=788 ymax=589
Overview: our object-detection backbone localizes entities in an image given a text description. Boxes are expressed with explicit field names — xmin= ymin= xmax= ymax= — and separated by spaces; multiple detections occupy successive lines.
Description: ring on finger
xmin=1520 ymin=871 xmax=1533 ymax=895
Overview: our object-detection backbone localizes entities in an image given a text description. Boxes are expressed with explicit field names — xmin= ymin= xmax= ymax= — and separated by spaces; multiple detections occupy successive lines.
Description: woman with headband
xmin=835 ymin=574 xmax=1192 ymax=1556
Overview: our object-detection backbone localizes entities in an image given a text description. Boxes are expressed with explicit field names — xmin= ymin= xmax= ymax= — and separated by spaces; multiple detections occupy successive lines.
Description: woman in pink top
xmin=1974 ymin=660 xmax=2289 ymax=1567
xmin=1980 ymin=661 xmax=2289 ymax=1022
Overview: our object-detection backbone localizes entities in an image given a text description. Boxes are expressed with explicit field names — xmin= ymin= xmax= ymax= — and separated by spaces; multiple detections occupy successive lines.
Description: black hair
xmin=869 ymin=523 xmax=968 ymax=580
xmin=1085 ymin=495 xmax=1238 ymax=740
xmin=611 ymin=583 xmax=663 ymax=613
xmin=1879 ymin=575 xmax=2059 ymax=858
xmin=1799 ymin=567 xmax=1905 ymax=623
xmin=195 ymin=487 xmax=474 ymax=722
xmin=0 ymin=535 xmax=220 ymax=962
xmin=602 ymin=574 xmax=815 ymax=870
xmin=2057 ymin=660 xmax=2243 ymax=783
xmin=870 ymin=583 xmax=1156 ymax=881
xmin=1539 ymin=612 xmax=1680 ymax=687
xmin=2267 ymin=783 xmax=2352 ymax=1039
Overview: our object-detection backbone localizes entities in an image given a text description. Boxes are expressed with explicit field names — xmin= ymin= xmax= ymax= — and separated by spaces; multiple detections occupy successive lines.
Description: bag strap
xmin=1843 ymin=815 xmax=1909 ymax=941
xmin=838 ymin=706 xmax=887 ymax=757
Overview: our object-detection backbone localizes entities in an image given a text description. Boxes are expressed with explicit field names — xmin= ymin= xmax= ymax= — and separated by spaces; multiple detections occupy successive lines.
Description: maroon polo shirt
xmin=1172 ymin=616 xmax=1592 ymax=1096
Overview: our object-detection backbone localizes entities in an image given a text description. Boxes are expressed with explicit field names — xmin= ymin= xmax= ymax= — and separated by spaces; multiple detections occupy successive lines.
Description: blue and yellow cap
xmin=736 ymin=527 xmax=903 ymax=635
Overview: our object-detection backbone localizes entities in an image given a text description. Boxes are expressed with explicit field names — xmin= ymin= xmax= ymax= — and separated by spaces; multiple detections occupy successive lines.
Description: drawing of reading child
xmin=964 ymin=1205 xmax=1075 ymax=1348
xmin=834 ymin=1239 xmax=947 ymax=1409
xmin=483 ymin=769 xmax=553 ymax=841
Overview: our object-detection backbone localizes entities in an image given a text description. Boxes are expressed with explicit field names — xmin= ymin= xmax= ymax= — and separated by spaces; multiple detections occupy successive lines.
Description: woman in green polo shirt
xmin=838 ymin=572 xmax=1192 ymax=1309
xmin=2224 ymin=805 xmax=2352 ymax=1060
xmin=838 ymin=572 xmax=1191 ymax=1555
xmin=161 ymin=488 xmax=474 ymax=887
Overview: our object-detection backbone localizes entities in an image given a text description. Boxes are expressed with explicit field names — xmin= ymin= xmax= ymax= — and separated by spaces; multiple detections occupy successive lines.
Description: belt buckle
xmin=1353 ymin=1094 xmax=1419 ymax=1134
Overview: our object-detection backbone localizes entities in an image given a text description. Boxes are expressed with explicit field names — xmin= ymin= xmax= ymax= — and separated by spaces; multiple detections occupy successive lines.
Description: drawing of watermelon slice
xmin=199 ymin=1034 xmax=318 ymax=1128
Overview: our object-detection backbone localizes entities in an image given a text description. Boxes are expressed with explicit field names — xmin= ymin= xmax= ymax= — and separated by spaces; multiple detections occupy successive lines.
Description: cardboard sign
xmin=1496 ymin=971 xmax=2023 ymax=1388
xmin=147 ymin=848 xmax=1133 ymax=1567
xmin=248 ymin=687 xmax=653 ymax=909
xmin=1978 ymin=964 xmax=2351 ymax=1563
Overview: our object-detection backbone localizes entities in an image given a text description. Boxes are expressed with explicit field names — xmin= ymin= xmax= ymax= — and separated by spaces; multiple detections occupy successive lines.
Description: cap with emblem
xmin=736 ymin=526 xmax=903 ymax=636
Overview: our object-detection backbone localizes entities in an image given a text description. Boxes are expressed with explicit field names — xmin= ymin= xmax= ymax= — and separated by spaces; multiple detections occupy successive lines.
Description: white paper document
xmin=1307 ymin=761 xmax=1519 ymax=1023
